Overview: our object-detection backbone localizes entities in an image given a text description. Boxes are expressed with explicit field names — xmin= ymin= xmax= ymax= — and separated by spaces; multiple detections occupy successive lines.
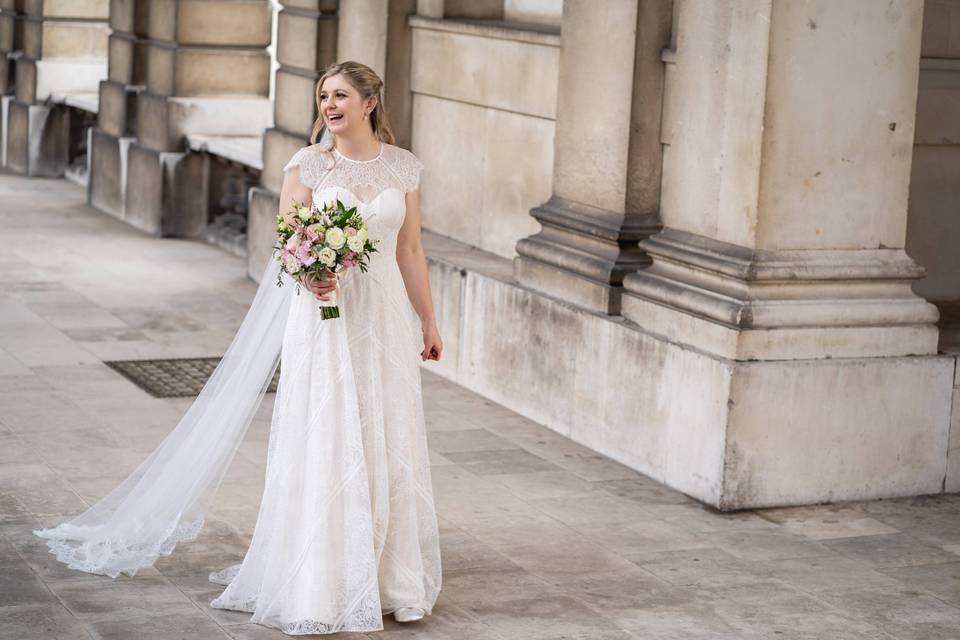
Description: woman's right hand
xmin=302 ymin=271 xmax=338 ymax=300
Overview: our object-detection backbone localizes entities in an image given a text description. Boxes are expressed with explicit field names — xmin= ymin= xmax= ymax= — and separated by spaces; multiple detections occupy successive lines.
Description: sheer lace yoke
xmin=283 ymin=141 xmax=424 ymax=206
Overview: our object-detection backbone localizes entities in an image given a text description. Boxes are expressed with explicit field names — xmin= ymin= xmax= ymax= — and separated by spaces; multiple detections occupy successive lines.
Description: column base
xmin=3 ymin=99 xmax=69 ymax=176
xmin=124 ymin=141 xmax=208 ymax=237
xmin=622 ymin=229 xmax=940 ymax=360
xmin=514 ymin=195 xmax=658 ymax=315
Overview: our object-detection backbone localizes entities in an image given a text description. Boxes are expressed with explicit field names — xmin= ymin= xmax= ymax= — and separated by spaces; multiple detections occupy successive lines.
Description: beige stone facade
xmin=2 ymin=0 xmax=958 ymax=510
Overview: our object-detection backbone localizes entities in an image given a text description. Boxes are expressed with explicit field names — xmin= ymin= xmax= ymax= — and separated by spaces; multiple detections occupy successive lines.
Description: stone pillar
xmin=0 ymin=0 xmax=17 ymax=95
xmin=513 ymin=0 xmax=672 ymax=314
xmin=0 ymin=0 xmax=21 ymax=168
xmin=622 ymin=0 xmax=938 ymax=361
xmin=118 ymin=0 xmax=272 ymax=237
xmin=5 ymin=0 xmax=109 ymax=175
xmin=619 ymin=0 xmax=953 ymax=507
xmin=906 ymin=0 xmax=960 ymax=354
xmin=90 ymin=0 xmax=148 ymax=219
xmin=248 ymin=0 xmax=418 ymax=279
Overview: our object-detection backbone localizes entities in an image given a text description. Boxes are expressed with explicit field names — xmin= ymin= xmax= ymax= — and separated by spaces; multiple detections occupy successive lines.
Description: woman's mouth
xmin=327 ymin=113 xmax=344 ymax=123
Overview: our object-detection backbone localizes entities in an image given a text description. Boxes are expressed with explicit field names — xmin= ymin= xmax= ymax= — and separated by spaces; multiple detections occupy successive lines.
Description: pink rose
xmin=294 ymin=240 xmax=316 ymax=266
xmin=345 ymin=227 xmax=357 ymax=237
xmin=303 ymin=223 xmax=325 ymax=243
xmin=284 ymin=233 xmax=301 ymax=252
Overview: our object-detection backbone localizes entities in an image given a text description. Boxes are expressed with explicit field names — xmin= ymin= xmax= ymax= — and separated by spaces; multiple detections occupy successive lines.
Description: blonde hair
xmin=309 ymin=61 xmax=397 ymax=154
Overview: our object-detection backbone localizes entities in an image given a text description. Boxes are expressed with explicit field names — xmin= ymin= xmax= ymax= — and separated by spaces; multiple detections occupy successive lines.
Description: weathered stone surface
xmin=276 ymin=7 xmax=337 ymax=71
xmin=89 ymin=127 xmax=130 ymax=219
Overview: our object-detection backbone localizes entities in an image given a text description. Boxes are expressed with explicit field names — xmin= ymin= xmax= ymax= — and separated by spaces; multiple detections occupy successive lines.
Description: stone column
xmin=622 ymin=0 xmax=939 ymax=361
xmin=5 ymin=0 xmax=109 ymax=175
xmin=906 ymin=0 xmax=960 ymax=355
xmin=0 ymin=0 xmax=18 ymax=95
xmin=0 ymin=0 xmax=21 ymax=168
xmin=90 ymin=0 xmax=148 ymax=219
xmin=119 ymin=0 xmax=272 ymax=237
xmin=513 ymin=0 xmax=672 ymax=314
xmin=618 ymin=0 xmax=953 ymax=507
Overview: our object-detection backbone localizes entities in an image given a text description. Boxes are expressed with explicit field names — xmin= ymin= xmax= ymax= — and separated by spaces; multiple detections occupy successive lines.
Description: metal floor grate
xmin=105 ymin=357 xmax=280 ymax=398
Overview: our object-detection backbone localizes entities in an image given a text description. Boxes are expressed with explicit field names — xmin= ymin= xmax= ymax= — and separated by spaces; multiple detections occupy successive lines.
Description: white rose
xmin=356 ymin=227 xmax=368 ymax=242
xmin=325 ymin=227 xmax=346 ymax=250
xmin=297 ymin=206 xmax=311 ymax=221
xmin=318 ymin=247 xmax=337 ymax=267
xmin=347 ymin=235 xmax=365 ymax=253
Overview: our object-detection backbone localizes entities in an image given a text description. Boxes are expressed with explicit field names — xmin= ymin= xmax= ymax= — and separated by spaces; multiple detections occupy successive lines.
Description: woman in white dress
xmin=34 ymin=60 xmax=444 ymax=635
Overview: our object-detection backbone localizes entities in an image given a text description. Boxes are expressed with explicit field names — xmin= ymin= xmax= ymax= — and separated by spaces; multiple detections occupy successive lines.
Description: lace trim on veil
xmin=33 ymin=256 xmax=293 ymax=579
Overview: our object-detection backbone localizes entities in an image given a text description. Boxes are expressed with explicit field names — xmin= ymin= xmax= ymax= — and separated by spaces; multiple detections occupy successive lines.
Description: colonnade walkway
xmin=1 ymin=173 xmax=959 ymax=639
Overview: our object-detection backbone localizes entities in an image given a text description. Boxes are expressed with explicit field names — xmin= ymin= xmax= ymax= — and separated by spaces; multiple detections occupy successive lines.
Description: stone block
xmin=0 ymin=58 xmax=9 ymax=95
xmin=14 ymin=56 xmax=36 ymax=102
xmin=260 ymin=126 xmax=308 ymax=194
xmin=175 ymin=0 xmax=271 ymax=47
xmin=276 ymin=8 xmax=337 ymax=71
xmin=722 ymin=356 xmax=955 ymax=508
xmin=109 ymin=0 xmax=135 ymax=33
xmin=107 ymin=31 xmax=147 ymax=85
xmin=146 ymin=42 xmax=270 ymax=97
xmin=136 ymin=92 xmax=272 ymax=152
xmin=89 ymin=126 xmax=130 ymax=219
xmin=273 ymin=69 xmax=317 ymax=137
xmin=22 ymin=18 xmax=108 ymax=59
xmin=124 ymin=141 xmax=208 ymax=236
xmin=17 ymin=56 xmax=107 ymax=102
xmin=247 ymin=186 xmax=278 ymax=281
xmin=24 ymin=0 xmax=108 ymax=19
xmin=409 ymin=15 xmax=559 ymax=119
xmin=0 ymin=12 xmax=13 ymax=50
xmin=97 ymin=79 xmax=138 ymax=137
xmin=3 ymin=99 xmax=68 ymax=176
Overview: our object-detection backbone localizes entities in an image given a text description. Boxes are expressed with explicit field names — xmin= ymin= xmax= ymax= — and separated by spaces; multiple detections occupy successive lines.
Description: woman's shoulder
xmin=382 ymin=142 xmax=423 ymax=171
xmin=284 ymin=142 xmax=334 ymax=174
xmin=381 ymin=142 xmax=424 ymax=192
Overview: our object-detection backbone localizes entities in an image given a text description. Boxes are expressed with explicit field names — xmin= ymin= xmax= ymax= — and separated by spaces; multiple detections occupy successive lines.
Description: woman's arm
xmin=396 ymin=190 xmax=442 ymax=361
xmin=278 ymin=167 xmax=337 ymax=300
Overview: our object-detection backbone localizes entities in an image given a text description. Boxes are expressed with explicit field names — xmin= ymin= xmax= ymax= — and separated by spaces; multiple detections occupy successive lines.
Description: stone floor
xmin=1 ymin=173 xmax=960 ymax=640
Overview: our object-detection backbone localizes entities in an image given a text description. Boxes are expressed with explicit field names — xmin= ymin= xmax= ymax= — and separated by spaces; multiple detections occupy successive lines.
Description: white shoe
xmin=392 ymin=607 xmax=425 ymax=623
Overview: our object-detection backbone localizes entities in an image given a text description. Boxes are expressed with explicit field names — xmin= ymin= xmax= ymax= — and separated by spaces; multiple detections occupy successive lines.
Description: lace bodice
xmin=283 ymin=141 xmax=424 ymax=206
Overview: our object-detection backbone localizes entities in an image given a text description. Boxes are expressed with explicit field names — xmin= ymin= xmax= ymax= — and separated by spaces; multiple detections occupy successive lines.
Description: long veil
xmin=34 ymin=253 xmax=294 ymax=578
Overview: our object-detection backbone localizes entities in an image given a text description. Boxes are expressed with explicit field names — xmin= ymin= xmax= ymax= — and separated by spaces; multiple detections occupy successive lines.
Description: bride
xmin=34 ymin=60 xmax=444 ymax=635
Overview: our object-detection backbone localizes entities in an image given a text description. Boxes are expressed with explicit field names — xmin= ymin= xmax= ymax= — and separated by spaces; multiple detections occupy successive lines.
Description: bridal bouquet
xmin=273 ymin=197 xmax=379 ymax=319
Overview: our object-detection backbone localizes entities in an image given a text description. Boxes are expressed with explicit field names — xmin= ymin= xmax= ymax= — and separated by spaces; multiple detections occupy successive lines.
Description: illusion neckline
xmin=333 ymin=142 xmax=384 ymax=163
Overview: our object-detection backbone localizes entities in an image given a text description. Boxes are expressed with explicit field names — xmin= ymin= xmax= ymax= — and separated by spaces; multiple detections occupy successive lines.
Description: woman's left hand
xmin=421 ymin=323 xmax=443 ymax=362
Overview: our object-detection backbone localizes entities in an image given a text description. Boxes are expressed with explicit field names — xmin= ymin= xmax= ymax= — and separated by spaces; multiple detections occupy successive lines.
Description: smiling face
xmin=318 ymin=73 xmax=377 ymax=135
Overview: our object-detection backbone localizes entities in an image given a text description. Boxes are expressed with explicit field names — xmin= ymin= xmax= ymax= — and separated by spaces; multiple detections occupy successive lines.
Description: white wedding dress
xmin=33 ymin=139 xmax=442 ymax=636
xmin=207 ymin=141 xmax=442 ymax=634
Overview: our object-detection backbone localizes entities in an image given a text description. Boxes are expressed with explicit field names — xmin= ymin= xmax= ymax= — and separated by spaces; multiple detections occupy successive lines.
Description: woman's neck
xmin=332 ymin=133 xmax=381 ymax=161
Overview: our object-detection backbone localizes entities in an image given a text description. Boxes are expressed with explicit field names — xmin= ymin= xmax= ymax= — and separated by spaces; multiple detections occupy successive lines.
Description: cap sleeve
xmin=402 ymin=151 xmax=425 ymax=193
xmin=282 ymin=145 xmax=325 ymax=190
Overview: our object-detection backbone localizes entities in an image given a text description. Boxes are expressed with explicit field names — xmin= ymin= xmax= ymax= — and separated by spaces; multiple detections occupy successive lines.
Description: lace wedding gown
xmin=207 ymin=141 xmax=442 ymax=634
xmin=33 ymin=139 xmax=441 ymax=636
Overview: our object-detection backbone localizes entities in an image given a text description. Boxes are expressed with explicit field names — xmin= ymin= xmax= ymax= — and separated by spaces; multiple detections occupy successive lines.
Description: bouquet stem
xmin=317 ymin=274 xmax=340 ymax=320
xmin=320 ymin=305 xmax=340 ymax=320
